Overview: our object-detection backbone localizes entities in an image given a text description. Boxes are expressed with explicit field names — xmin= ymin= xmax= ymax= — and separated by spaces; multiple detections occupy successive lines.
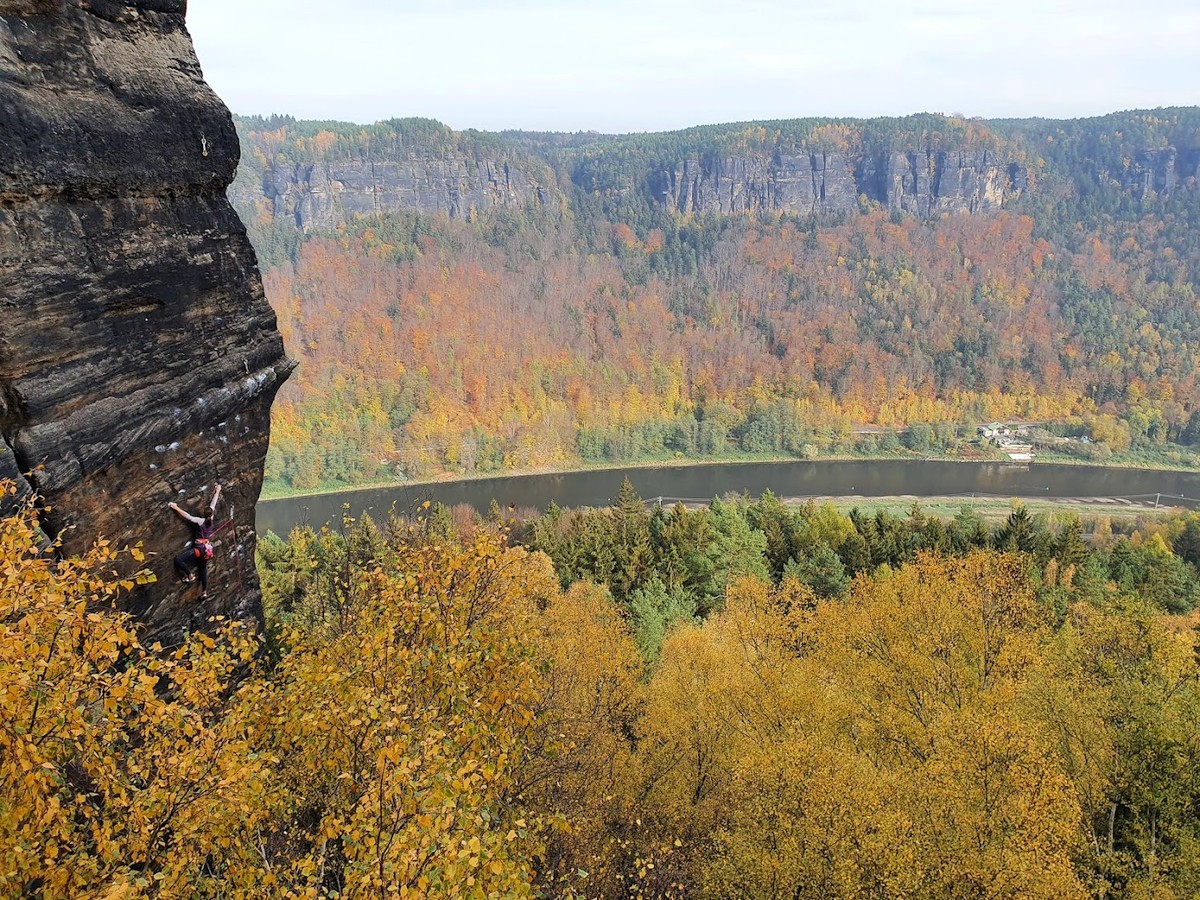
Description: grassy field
xmin=804 ymin=494 xmax=1177 ymax=526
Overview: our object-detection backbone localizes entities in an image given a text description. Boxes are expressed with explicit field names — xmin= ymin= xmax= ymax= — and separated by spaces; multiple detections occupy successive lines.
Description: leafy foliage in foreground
xmin=0 ymin=488 xmax=264 ymax=896
xmin=5 ymin=479 xmax=1200 ymax=897
xmin=262 ymin=498 xmax=1200 ymax=898
xmin=639 ymin=558 xmax=1200 ymax=898
xmin=1 ymin=488 xmax=548 ymax=897
xmin=523 ymin=490 xmax=1200 ymax=897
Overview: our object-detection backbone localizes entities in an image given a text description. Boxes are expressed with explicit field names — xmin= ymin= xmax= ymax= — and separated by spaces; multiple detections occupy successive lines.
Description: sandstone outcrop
xmin=647 ymin=147 xmax=1023 ymax=217
xmin=249 ymin=156 xmax=550 ymax=232
xmin=233 ymin=111 xmax=1200 ymax=237
xmin=0 ymin=0 xmax=292 ymax=637
xmin=1125 ymin=147 xmax=1200 ymax=198
xmin=860 ymin=149 xmax=1026 ymax=215
xmin=233 ymin=105 xmax=1200 ymax=241
xmin=649 ymin=150 xmax=862 ymax=216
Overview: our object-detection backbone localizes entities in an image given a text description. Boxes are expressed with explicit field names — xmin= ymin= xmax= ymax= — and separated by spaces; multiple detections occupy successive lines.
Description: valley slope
xmin=228 ymin=110 xmax=1200 ymax=493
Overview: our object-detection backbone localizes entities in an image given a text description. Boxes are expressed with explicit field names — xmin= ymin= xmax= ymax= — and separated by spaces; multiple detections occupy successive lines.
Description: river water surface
xmin=256 ymin=460 xmax=1200 ymax=536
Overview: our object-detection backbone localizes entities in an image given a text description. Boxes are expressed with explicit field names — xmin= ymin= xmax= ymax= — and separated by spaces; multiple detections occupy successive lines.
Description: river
xmin=255 ymin=460 xmax=1200 ymax=536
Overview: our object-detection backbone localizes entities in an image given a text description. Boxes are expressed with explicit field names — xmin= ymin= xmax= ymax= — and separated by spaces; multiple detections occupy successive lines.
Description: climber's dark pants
xmin=173 ymin=547 xmax=208 ymax=590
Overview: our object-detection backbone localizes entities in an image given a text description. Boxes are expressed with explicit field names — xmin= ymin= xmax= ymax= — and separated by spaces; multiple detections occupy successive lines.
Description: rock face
xmin=646 ymin=148 xmax=1023 ymax=218
xmin=250 ymin=156 xmax=549 ymax=232
xmin=859 ymin=149 xmax=1025 ymax=216
xmin=0 ymin=0 xmax=292 ymax=637
xmin=243 ymin=144 xmax=1025 ymax=228
xmin=234 ymin=114 xmax=1200 ymax=237
xmin=1125 ymin=148 xmax=1200 ymax=198
xmin=648 ymin=151 xmax=861 ymax=216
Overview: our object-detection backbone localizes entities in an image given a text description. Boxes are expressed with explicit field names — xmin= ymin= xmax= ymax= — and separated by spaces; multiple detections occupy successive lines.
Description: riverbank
xmin=260 ymin=452 xmax=806 ymax=501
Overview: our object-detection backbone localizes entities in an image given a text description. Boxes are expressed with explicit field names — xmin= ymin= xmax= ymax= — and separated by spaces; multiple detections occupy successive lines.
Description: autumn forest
xmin=230 ymin=109 xmax=1200 ymax=492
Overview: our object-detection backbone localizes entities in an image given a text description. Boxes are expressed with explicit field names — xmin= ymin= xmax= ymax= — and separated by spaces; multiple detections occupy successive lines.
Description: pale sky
xmin=187 ymin=0 xmax=1200 ymax=133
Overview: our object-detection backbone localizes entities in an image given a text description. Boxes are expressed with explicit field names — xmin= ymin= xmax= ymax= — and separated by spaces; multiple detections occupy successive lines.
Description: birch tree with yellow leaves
xmin=0 ymin=486 xmax=269 ymax=897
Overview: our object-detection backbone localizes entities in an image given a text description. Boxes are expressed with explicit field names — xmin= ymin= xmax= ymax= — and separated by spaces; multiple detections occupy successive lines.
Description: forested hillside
xmin=229 ymin=109 xmax=1200 ymax=492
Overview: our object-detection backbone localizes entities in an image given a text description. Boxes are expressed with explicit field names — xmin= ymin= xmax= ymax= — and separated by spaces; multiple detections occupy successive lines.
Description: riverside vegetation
xmin=5 ymin=476 xmax=1200 ymax=897
xmin=230 ymin=109 xmax=1200 ymax=494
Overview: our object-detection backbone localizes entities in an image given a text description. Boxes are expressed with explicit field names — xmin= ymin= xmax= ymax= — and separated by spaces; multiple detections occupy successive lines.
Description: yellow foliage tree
xmin=520 ymin=581 xmax=645 ymax=897
xmin=633 ymin=554 xmax=1091 ymax=898
xmin=0 ymin=485 xmax=269 ymax=897
xmin=2 ymin=488 xmax=560 ymax=898
xmin=237 ymin=528 xmax=550 ymax=897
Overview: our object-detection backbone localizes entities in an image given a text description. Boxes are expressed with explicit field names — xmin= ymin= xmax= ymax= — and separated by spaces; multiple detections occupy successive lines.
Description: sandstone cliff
xmin=234 ymin=112 xmax=1200 ymax=237
xmin=648 ymin=150 xmax=860 ymax=216
xmin=0 ymin=0 xmax=292 ymax=637
xmin=233 ymin=118 xmax=1028 ymax=230
xmin=251 ymin=156 xmax=550 ymax=232
xmin=647 ymin=147 xmax=1024 ymax=217
xmin=1126 ymin=147 xmax=1200 ymax=198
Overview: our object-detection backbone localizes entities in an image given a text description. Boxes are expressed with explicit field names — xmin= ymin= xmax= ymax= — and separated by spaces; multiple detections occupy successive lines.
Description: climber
xmin=168 ymin=483 xmax=221 ymax=600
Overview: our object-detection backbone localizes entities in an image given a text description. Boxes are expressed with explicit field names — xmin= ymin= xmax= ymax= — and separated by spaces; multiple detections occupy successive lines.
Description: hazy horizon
xmin=188 ymin=0 xmax=1200 ymax=134
xmin=228 ymin=105 xmax=1194 ymax=136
